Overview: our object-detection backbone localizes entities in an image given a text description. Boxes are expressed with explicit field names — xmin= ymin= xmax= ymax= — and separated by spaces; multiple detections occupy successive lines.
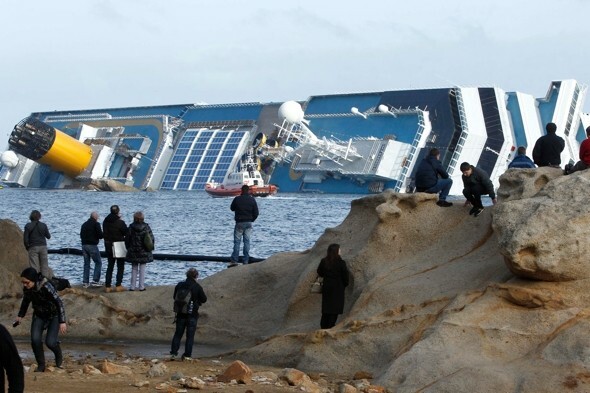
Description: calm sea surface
xmin=0 ymin=189 xmax=356 ymax=286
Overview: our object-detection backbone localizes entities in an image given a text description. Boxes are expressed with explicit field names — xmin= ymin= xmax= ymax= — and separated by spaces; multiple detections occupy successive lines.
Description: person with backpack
xmin=14 ymin=267 xmax=67 ymax=372
xmin=125 ymin=211 xmax=154 ymax=291
xmin=170 ymin=268 xmax=207 ymax=360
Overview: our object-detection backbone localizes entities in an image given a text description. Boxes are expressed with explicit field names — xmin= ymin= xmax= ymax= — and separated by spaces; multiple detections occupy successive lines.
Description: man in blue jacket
xmin=460 ymin=162 xmax=497 ymax=217
xmin=414 ymin=148 xmax=453 ymax=207
xmin=229 ymin=185 xmax=259 ymax=266
xmin=508 ymin=146 xmax=536 ymax=169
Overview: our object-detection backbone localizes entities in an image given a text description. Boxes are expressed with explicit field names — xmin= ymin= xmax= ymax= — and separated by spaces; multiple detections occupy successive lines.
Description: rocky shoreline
xmin=2 ymin=166 xmax=590 ymax=392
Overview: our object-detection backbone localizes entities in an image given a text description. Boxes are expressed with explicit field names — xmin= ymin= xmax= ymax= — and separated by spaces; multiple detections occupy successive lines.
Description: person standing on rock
xmin=170 ymin=267 xmax=207 ymax=360
xmin=460 ymin=162 xmax=497 ymax=217
xmin=15 ymin=267 xmax=67 ymax=372
xmin=125 ymin=211 xmax=154 ymax=291
xmin=23 ymin=210 xmax=52 ymax=279
xmin=80 ymin=211 xmax=104 ymax=288
xmin=0 ymin=323 xmax=24 ymax=392
xmin=317 ymin=243 xmax=350 ymax=329
xmin=414 ymin=148 xmax=453 ymax=207
xmin=103 ymin=205 xmax=128 ymax=293
xmin=229 ymin=185 xmax=259 ymax=267
xmin=532 ymin=122 xmax=565 ymax=167
xmin=565 ymin=126 xmax=590 ymax=175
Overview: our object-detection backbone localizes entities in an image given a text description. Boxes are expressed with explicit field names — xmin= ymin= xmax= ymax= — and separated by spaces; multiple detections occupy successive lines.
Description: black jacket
xmin=461 ymin=166 xmax=496 ymax=199
xmin=173 ymin=278 xmax=207 ymax=318
xmin=80 ymin=217 xmax=104 ymax=245
xmin=125 ymin=222 xmax=154 ymax=264
xmin=18 ymin=279 xmax=66 ymax=323
xmin=23 ymin=221 xmax=50 ymax=249
xmin=317 ymin=257 xmax=349 ymax=315
xmin=230 ymin=194 xmax=259 ymax=223
xmin=532 ymin=132 xmax=565 ymax=167
xmin=0 ymin=323 xmax=24 ymax=393
xmin=414 ymin=155 xmax=450 ymax=190
xmin=103 ymin=213 xmax=127 ymax=244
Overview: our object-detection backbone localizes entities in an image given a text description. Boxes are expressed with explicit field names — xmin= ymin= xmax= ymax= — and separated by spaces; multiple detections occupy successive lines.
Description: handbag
xmin=112 ymin=241 xmax=127 ymax=258
xmin=310 ymin=276 xmax=323 ymax=294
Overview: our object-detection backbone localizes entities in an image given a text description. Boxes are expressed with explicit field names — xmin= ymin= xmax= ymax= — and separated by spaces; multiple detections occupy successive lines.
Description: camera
xmin=12 ymin=320 xmax=20 ymax=328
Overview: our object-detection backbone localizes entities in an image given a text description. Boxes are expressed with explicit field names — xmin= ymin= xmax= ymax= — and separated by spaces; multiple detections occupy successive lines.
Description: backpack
xmin=49 ymin=276 xmax=71 ymax=291
xmin=173 ymin=282 xmax=192 ymax=314
xmin=143 ymin=232 xmax=154 ymax=251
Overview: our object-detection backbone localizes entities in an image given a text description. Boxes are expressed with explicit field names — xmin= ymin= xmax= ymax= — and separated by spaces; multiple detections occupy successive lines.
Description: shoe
xmin=105 ymin=287 xmax=113 ymax=293
xmin=129 ymin=288 xmax=135 ymax=291
xmin=56 ymin=352 xmax=63 ymax=368
xmin=139 ymin=288 xmax=146 ymax=292
xmin=228 ymin=262 xmax=239 ymax=268
xmin=469 ymin=206 xmax=478 ymax=215
xmin=35 ymin=365 xmax=45 ymax=372
xmin=115 ymin=285 xmax=127 ymax=292
xmin=82 ymin=283 xmax=90 ymax=289
xmin=168 ymin=354 xmax=177 ymax=360
xmin=436 ymin=200 xmax=453 ymax=207
xmin=91 ymin=281 xmax=102 ymax=287
xmin=181 ymin=355 xmax=193 ymax=361
xmin=473 ymin=207 xmax=484 ymax=217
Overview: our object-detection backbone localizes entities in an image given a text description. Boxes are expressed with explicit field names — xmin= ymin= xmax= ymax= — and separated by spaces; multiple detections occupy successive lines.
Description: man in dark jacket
xmin=170 ymin=268 xmax=207 ymax=360
xmin=460 ymin=162 xmax=497 ymax=217
xmin=0 ymin=323 xmax=24 ymax=393
xmin=229 ymin=185 xmax=259 ymax=266
xmin=80 ymin=211 xmax=104 ymax=288
xmin=102 ymin=205 xmax=128 ymax=293
xmin=23 ymin=210 xmax=52 ymax=279
xmin=414 ymin=148 xmax=453 ymax=207
xmin=532 ymin=122 xmax=565 ymax=167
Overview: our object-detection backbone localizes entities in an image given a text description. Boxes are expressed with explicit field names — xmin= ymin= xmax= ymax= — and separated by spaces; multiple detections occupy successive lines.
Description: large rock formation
xmin=1 ymin=168 xmax=589 ymax=392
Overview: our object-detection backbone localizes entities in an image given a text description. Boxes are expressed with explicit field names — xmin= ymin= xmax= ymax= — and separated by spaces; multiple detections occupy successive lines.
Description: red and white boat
xmin=204 ymin=151 xmax=278 ymax=197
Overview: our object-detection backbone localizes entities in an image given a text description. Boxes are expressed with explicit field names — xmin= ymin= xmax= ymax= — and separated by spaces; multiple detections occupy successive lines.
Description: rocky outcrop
xmin=86 ymin=179 xmax=140 ymax=192
xmin=0 ymin=219 xmax=29 ymax=297
xmin=2 ymin=169 xmax=590 ymax=392
xmin=494 ymin=167 xmax=590 ymax=281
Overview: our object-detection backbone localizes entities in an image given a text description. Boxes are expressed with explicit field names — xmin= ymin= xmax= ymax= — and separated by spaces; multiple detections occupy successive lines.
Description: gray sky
xmin=2 ymin=0 xmax=590 ymax=150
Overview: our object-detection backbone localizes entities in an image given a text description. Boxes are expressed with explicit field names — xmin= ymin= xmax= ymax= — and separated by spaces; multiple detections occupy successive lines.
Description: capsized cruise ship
xmin=1 ymin=80 xmax=589 ymax=195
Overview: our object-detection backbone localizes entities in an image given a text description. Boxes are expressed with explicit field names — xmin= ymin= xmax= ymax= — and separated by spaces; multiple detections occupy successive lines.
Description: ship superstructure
xmin=1 ymin=80 xmax=588 ymax=194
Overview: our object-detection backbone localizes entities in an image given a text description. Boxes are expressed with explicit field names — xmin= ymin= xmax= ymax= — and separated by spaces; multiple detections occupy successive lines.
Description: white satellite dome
xmin=278 ymin=101 xmax=304 ymax=123
xmin=1 ymin=150 xmax=19 ymax=168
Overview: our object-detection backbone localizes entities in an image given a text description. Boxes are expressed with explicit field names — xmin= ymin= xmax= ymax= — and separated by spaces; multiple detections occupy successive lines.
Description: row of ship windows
xmin=164 ymin=165 xmax=229 ymax=177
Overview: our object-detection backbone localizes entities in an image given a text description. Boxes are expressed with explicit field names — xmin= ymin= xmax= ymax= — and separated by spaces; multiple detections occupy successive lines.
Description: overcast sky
xmin=2 ymin=0 xmax=590 ymax=150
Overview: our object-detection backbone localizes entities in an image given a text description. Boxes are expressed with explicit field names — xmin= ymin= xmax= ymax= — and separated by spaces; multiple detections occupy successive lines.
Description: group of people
xmin=413 ymin=122 xmax=585 ymax=215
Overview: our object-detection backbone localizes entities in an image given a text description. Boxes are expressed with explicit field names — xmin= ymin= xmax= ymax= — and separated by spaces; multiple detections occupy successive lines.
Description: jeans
xmin=28 ymin=245 xmax=52 ymax=279
xmin=170 ymin=315 xmax=199 ymax=357
xmin=31 ymin=314 xmax=62 ymax=369
xmin=82 ymin=244 xmax=102 ymax=283
xmin=231 ymin=222 xmax=252 ymax=264
xmin=463 ymin=184 xmax=488 ymax=209
xmin=424 ymin=178 xmax=453 ymax=201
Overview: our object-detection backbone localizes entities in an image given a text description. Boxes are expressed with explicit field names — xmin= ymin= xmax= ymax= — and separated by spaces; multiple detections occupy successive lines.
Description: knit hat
xmin=21 ymin=267 xmax=39 ymax=282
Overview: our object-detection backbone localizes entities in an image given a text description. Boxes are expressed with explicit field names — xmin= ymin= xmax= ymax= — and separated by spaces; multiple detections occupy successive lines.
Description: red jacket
xmin=580 ymin=138 xmax=590 ymax=165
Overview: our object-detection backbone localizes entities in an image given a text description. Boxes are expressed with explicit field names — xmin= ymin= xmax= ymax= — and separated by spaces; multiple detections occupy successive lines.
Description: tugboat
xmin=204 ymin=149 xmax=278 ymax=197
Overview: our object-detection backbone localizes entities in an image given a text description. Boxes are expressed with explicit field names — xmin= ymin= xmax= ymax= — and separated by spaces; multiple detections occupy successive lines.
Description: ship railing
xmin=447 ymin=88 xmax=470 ymax=174
xmin=394 ymin=110 xmax=428 ymax=192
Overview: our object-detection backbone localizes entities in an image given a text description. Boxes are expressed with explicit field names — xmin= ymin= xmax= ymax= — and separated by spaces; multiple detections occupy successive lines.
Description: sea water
xmin=0 ymin=189 xmax=356 ymax=285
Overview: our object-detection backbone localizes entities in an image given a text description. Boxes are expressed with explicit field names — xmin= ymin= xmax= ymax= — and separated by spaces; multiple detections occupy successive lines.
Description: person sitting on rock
xmin=460 ymin=162 xmax=497 ymax=217
xmin=508 ymin=146 xmax=536 ymax=169
xmin=532 ymin=122 xmax=565 ymax=167
xmin=414 ymin=148 xmax=453 ymax=207
xmin=565 ymin=126 xmax=590 ymax=175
